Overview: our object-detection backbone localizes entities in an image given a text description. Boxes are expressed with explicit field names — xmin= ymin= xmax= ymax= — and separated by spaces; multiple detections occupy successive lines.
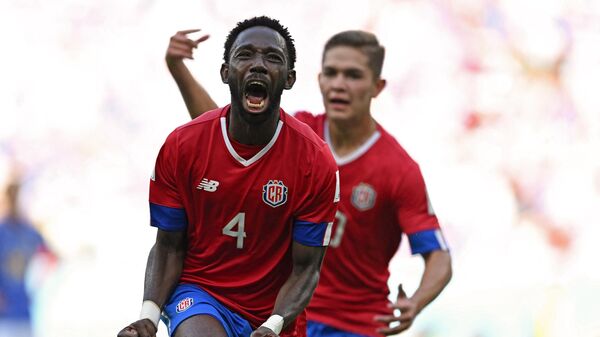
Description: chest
xmin=178 ymin=145 xmax=306 ymax=218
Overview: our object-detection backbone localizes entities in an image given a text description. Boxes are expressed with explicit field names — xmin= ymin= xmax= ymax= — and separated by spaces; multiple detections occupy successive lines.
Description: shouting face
xmin=221 ymin=26 xmax=296 ymax=123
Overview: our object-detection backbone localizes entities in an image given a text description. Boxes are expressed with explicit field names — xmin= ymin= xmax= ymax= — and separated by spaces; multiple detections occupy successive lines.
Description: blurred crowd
xmin=0 ymin=0 xmax=599 ymax=336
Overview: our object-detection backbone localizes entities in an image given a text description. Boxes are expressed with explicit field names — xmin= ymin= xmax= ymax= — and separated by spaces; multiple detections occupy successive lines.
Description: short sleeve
xmin=149 ymin=130 xmax=188 ymax=232
xmin=293 ymin=144 xmax=339 ymax=246
xmin=395 ymin=163 xmax=448 ymax=254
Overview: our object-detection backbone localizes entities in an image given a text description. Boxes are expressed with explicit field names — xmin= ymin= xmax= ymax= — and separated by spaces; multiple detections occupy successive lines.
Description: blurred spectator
xmin=0 ymin=176 xmax=54 ymax=337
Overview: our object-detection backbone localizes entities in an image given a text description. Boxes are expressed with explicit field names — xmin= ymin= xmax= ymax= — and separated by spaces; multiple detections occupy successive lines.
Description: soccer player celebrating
xmin=166 ymin=29 xmax=452 ymax=337
xmin=117 ymin=16 xmax=339 ymax=337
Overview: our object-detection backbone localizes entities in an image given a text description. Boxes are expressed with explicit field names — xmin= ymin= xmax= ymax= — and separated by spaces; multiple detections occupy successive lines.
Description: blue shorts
xmin=161 ymin=284 xmax=253 ymax=337
xmin=307 ymin=321 xmax=368 ymax=337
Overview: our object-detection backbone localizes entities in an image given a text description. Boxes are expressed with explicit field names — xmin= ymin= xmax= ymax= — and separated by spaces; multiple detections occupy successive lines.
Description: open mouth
xmin=328 ymin=97 xmax=350 ymax=110
xmin=244 ymin=81 xmax=269 ymax=112
xmin=330 ymin=98 xmax=350 ymax=104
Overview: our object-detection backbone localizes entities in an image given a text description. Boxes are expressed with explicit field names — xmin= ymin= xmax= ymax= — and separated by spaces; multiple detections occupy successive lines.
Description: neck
xmin=328 ymin=115 xmax=377 ymax=157
xmin=229 ymin=104 xmax=280 ymax=145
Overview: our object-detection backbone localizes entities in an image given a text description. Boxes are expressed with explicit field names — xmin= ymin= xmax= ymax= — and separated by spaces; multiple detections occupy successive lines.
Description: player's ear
xmin=284 ymin=69 xmax=296 ymax=90
xmin=220 ymin=63 xmax=229 ymax=84
xmin=372 ymin=78 xmax=386 ymax=98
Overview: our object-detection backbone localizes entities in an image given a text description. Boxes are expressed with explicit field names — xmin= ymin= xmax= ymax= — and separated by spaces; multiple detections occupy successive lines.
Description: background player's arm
xmin=376 ymin=164 xmax=452 ymax=335
xmin=117 ymin=229 xmax=186 ymax=337
xmin=252 ymin=242 xmax=326 ymax=336
xmin=410 ymin=249 xmax=452 ymax=313
xmin=376 ymin=250 xmax=452 ymax=336
xmin=166 ymin=29 xmax=218 ymax=119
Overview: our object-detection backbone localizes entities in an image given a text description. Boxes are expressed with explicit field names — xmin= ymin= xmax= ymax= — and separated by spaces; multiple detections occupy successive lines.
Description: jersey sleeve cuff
xmin=150 ymin=202 xmax=188 ymax=231
xmin=293 ymin=220 xmax=333 ymax=246
xmin=408 ymin=229 xmax=449 ymax=254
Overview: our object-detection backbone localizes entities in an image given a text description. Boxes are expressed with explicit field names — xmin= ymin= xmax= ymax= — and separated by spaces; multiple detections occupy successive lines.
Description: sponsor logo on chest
xmin=176 ymin=297 xmax=194 ymax=313
xmin=262 ymin=180 xmax=288 ymax=208
xmin=351 ymin=182 xmax=377 ymax=211
xmin=197 ymin=178 xmax=219 ymax=192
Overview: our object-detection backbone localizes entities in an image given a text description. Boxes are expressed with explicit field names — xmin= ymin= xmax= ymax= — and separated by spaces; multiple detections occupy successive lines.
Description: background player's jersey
xmin=0 ymin=218 xmax=47 ymax=320
xmin=149 ymin=106 xmax=339 ymax=332
xmin=295 ymin=112 xmax=448 ymax=337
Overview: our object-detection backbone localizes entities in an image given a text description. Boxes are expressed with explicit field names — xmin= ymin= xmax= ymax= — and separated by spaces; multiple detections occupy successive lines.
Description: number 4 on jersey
xmin=223 ymin=213 xmax=247 ymax=249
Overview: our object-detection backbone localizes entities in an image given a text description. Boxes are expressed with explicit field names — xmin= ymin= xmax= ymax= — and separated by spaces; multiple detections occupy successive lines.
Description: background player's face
xmin=318 ymin=46 xmax=385 ymax=123
xmin=221 ymin=26 xmax=296 ymax=121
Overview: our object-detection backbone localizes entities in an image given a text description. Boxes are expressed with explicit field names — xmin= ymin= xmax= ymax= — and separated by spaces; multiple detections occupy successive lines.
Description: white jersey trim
xmin=220 ymin=117 xmax=284 ymax=167
xmin=323 ymin=222 xmax=333 ymax=246
xmin=435 ymin=229 xmax=449 ymax=251
xmin=324 ymin=120 xmax=381 ymax=166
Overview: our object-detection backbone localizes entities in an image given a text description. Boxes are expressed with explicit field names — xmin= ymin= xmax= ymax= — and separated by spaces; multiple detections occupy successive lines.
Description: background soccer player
xmin=0 ymin=176 xmax=54 ymax=337
xmin=165 ymin=28 xmax=452 ymax=337
xmin=117 ymin=16 xmax=339 ymax=337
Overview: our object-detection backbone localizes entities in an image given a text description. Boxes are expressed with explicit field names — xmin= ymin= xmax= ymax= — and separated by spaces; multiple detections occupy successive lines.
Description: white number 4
xmin=223 ymin=213 xmax=247 ymax=249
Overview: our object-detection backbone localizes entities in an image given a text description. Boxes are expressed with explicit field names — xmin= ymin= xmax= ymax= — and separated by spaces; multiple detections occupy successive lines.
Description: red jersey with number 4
xmin=149 ymin=106 xmax=339 ymax=335
xmin=295 ymin=112 xmax=448 ymax=337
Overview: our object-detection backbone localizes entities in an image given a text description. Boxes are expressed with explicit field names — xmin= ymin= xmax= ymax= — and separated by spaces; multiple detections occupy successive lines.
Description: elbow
xmin=443 ymin=251 xmax=453 ymax=285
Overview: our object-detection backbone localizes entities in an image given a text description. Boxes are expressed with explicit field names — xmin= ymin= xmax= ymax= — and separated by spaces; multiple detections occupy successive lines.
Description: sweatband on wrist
xmin=139 ymin=300 xmax=161 ymax=328
xmin=260 ymin=314 xmax=284 ymax=334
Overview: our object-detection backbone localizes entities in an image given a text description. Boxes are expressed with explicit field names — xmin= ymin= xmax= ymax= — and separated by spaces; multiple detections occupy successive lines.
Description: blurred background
xmin=1 ymin=0 xmax=599 ymax=336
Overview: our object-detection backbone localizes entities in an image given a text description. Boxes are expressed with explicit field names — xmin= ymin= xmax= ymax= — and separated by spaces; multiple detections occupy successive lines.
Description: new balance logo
xmin=197 ymin=178 xmax=219 ymax=192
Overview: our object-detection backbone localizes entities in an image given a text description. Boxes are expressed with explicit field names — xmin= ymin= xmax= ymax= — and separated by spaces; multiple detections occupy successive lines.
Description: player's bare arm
xmin=117 ymin=229 xmax=187 ymax=337
xmin=166 ymin=29 xmax=218 ymax=119
xmin=251 ymin=242 xmax=327 ymax=337
xmin=375 ymin=250 xmax=452 ymax=335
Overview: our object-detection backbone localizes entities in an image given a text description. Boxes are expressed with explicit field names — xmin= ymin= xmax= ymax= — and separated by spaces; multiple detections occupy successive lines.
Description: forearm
xmin=269 ymin=244 xmax=326 ymax=329
xmin=143 ymin=241 xmax=185 ymax=307
xmin=411 ymin=250 xmax=452 ymax=313
xmin=167 ymin=60 xmax=218 ymax=119
xmin=271 ymin=265 xmax=320 ymax=325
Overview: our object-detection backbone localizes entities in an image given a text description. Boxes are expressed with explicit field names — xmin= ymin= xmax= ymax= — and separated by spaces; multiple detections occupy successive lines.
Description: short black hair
xmin=223 ymin=16 xmax=296 ymax=70
xmin=323 ymin=30 xmax=385 ymax=79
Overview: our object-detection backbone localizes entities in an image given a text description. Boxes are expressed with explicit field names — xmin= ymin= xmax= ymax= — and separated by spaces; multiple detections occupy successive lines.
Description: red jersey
xmin=295 ymin=112 xmax=448 ymax=336
xmin=149 ymin=106 xmax=339 ymax=334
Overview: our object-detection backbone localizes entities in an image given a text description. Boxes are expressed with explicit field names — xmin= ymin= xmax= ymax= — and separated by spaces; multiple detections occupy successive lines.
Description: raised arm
xmin=166 ymin=29 xmax=219 ymax=119
xmin=252 ymin=242 xmax=327 ymax=337
xmin=117 ymin=229 xmax=187 ymax=337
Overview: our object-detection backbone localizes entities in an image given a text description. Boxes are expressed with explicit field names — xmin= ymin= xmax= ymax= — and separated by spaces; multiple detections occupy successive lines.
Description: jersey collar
xmin=220 ymin=109 xmax=284 ymax=167
xmin=324 ymin=119 xmax=381 ymax=166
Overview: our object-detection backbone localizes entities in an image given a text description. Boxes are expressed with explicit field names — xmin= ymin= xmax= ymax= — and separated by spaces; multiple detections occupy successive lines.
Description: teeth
xmin=248 ymin=81 xmax=266 ymax=88
xmin=247 ymin=99 xmax=265 ymax=109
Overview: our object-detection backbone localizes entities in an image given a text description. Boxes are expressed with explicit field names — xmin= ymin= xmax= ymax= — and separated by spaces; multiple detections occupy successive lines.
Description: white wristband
xmin=260 ymin=314 xmax=284 ymax=334
xmin=139 ymin=300 xmax=161 ymax=328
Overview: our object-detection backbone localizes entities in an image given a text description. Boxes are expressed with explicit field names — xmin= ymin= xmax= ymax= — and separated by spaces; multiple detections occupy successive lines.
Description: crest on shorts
xmin=176 ymin=297 xmax=194 ymax=313
xmin=262 ymin=180 xmax=288 ymax=208
xmin=351 ymin=183 xmax=377 ymax=211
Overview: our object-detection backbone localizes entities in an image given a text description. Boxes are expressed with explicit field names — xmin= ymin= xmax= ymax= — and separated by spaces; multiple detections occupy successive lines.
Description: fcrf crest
xmin=351 ymin=182 xmax=376 ymax=211
xmin=262 ymin=180 xmax=288 ymax=208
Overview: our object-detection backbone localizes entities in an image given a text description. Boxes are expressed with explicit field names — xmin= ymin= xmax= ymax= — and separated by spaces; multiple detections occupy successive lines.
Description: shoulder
xmin=292 ymin=110 xmax=325 ymax=130
xmin=283 ymin=111 xmax=327 ymax=150
xmin=174 ymin=106 xmax=224 ymax=134
xmin=164 ymin=106 xmax=225 ymax=146
xmin=283 ymin=111 xmax=336 ymax=171
xmin=379 ymin=144 xmax=430 ymax=210
xmin=374 ymin=126 xmax=419 ymax=171
xmin=293 ymin=110 xmax=321 ymax=122
xmin=370 ymin=125 xmax=428 ymax=195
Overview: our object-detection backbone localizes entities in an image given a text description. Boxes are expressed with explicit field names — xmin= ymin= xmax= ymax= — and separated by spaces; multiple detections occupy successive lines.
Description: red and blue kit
xmin=149 ymin=106 xmax=339 ymax=335
xmin=295 ymin=112 xmax=449 ymax=337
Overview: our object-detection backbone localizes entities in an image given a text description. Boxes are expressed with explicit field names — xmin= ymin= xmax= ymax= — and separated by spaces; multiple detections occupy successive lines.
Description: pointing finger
xmin=194 ymin=34 xmax=210 ymax=46
xmin=177 ymin=28 xmax=201 ymax=35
